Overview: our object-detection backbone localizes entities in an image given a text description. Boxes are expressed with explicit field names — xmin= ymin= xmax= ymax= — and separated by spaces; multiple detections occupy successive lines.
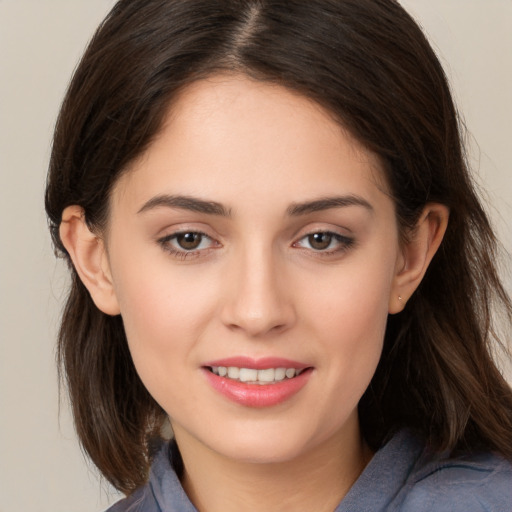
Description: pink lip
xmin=202 ymin=357 xmax=312 ymax=408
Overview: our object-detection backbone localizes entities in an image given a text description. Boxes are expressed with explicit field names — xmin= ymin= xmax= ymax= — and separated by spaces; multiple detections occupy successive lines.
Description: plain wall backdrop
xmin=0 ymin=1 xmax=510 ymax=511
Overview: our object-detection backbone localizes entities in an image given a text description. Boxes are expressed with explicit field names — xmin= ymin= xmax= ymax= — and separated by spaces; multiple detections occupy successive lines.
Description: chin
xmin=195 ymin=420 xmax=331 ymax=465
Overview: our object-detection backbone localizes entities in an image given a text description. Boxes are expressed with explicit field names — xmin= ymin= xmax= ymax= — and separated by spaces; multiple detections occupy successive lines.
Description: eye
xmin=306 ymin=232 xmax=334 ymax=251
xmin=174 ymin=232 xmax=206 ymax=250
xmin=294 ymin=231 xmax=354 ymax=254
xmin=158 ymin=230 xmax=218 ymax=258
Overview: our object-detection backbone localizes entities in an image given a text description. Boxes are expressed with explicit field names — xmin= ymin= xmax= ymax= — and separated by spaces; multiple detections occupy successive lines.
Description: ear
xmin=389 ymin=203 xmax=449 ymax=314
xmin=59 ymin=205 xmax=121 ymax=315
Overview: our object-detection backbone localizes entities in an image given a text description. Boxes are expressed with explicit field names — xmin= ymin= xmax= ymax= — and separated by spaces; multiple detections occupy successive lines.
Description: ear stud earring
xmin=398 ymin=295 xmax=403 ymax=301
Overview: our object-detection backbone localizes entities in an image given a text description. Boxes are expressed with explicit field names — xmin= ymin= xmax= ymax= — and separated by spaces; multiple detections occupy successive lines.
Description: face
xmin=105 ymin=75 xmax=403 ymax=464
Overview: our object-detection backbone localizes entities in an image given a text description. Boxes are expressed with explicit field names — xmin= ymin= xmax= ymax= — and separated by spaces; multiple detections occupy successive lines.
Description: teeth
xmin=274 ymin=368 xmax=286 ymax=381
xmin=285 ymin=368 xmax=296 ymax=379
xmin=210 ymin=366 xmax=303 ymax=384
xmin=227 ymin=367 xmax=240 ymax=379
xmin=257 ymin=368 xmax=275 ymax=382
xmin=239 ymin=368 xmax=258 ymax=382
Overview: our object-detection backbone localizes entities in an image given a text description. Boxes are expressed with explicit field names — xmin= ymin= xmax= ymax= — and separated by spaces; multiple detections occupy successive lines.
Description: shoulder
xmin=104 ymin=484 xmax=158 ymax=512
xmin=103 ymin=440 xmax=196 ymax=512
xmin=398 ymin=450 xmax=512 ymax=512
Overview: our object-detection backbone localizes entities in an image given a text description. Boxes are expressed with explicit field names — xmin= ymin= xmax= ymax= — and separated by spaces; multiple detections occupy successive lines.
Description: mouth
xmin=202 ymin=357 xmax=313 ymax=407
xmin=207 ymin=366 xmax=307 ymax=385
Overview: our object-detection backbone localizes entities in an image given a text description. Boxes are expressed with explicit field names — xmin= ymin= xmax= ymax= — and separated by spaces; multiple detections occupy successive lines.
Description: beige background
xmin=0 ymin=1 xmax=510 ymax=511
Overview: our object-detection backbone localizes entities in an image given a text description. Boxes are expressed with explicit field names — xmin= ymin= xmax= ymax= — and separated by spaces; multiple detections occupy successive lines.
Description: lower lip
xmin=203 ymin=368 xmax=312 ymax=408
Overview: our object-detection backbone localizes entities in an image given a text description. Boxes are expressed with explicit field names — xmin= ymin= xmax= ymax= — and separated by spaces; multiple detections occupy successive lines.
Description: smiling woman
xmin=45 ymin=1 xmax=512 ymax=511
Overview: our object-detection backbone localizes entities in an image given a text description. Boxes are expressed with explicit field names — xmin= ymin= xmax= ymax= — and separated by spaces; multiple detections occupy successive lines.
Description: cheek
xmin=110 ymin=227 xmax=216 ymax=335
xmin=307 ymin=280 xmax=389 ymax=430
xmin=303 ymin=250 xmax=396 ymax=389
xmin=114 ymin=268 xmax=216 ymax=355
xmin=319 ymin=282 xmax=388 ymax=379
xmin=304 ymin=248 xmax=395 ymax=337
xmin=114 ymin=277 xmax=209 ymax=413
xmin=107 ymin=246 xmax=216 ymax=387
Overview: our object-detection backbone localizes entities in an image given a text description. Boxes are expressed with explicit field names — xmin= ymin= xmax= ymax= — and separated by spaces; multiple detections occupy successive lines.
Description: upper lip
xmin=202 ymin=356 xmax=310 ymax=370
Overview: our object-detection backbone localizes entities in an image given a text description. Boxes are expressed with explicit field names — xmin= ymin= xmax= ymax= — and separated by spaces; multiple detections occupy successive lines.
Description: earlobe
xmin=389 ymin=203 xmax=449 ymax=314
xmin=59 ymin=205 xmax=121 ymax=315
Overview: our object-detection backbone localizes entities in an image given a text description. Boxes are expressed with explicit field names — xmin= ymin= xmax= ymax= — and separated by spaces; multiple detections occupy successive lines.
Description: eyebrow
xmin=137 ymin=193 xmax=373 ymax=217
xmin=287 ymin=195 xmax=373 ymax=216
xmin=137 ymin=194 xmax=231 ymax=216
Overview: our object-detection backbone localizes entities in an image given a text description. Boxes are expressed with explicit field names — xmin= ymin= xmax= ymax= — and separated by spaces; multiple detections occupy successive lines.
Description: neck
xmin=173 ymin=419 xmax=372 ymax=512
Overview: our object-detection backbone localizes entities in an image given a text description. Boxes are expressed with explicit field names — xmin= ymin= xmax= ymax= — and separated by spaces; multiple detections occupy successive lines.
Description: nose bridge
xmin=221 ymin=239 xmax=295 ymax=337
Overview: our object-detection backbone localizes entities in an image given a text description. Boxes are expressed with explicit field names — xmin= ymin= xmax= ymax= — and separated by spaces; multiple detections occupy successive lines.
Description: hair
xmin=45 ymin=0 xmax=512 ymax=495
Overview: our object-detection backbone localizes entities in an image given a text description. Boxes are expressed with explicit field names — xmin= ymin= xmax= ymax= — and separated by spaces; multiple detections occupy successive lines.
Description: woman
xmin=45 ymin=0 xmax=512 ymax=510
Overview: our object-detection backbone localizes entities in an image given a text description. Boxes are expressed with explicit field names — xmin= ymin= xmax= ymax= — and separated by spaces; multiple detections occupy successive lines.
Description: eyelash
xmin=158 ymin=231 xmax=217 ymax=260
xmin=292 ymin=231 xmax=355 ymax=257
xmin=157 ymin=230 xmax=355 ymax=260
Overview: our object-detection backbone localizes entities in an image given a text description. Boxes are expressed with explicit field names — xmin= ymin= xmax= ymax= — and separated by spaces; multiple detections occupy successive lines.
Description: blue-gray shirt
xmin=107 ymin=430 xmax=512 ymax=511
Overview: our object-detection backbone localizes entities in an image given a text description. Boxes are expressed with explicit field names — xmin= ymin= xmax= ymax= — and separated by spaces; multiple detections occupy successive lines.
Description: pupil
xmin=309 ymin=233 xmax=332 ymax=250
xmin=177 ymin=233 xmax=201 ymax=250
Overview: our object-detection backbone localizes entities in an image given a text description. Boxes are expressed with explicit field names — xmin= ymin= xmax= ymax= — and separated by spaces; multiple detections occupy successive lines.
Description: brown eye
xmin=158 ymin=230 xmax=218 ymax=258
xmin=176 ymin=232 xmax=204 ymax=250
xmin=293 ymin=231 xmax=354 ymax=255
xmin=307 ymin=232 xmax=333 ymax=250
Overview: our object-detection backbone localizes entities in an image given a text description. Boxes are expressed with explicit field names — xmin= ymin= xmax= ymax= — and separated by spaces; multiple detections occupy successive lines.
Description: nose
xmin=220 ymin=245 xmax=296 ymax=338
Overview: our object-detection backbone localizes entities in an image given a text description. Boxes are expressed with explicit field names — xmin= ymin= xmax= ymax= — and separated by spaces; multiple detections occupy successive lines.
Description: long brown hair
xmin=45 ymin=0 xmax=512 ymax=495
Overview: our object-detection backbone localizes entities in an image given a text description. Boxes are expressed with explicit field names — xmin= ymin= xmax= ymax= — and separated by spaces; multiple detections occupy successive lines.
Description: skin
xmin=60 ymin=74 xmax=448 ymax=512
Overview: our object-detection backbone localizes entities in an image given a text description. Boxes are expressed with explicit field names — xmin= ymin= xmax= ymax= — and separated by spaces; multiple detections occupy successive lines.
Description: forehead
xmin=113 ymin=74 xmax=389 ymax=213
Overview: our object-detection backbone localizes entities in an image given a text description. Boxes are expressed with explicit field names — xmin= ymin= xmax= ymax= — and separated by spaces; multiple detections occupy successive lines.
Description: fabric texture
xmin=106 ymin=430 xmax=512 ymax=511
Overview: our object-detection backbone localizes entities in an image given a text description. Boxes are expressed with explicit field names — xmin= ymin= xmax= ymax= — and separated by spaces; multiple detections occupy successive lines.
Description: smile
xmin=209 ymin=366 xmax=303 ymax=384
xmin=203 ymin=358 xmax=313 ymax=407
